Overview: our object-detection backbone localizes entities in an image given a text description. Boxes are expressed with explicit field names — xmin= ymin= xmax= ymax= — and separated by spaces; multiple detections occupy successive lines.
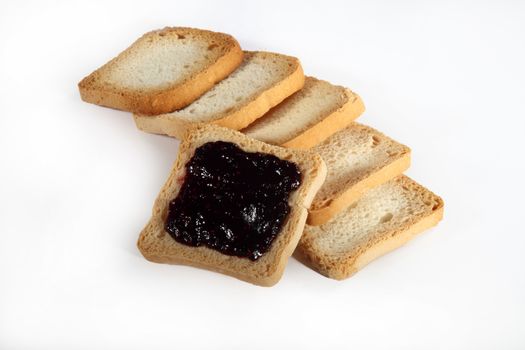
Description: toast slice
xmin=78 ymin=27 xmax=243 ymax=115
xmin=308 ymin=123 xmax=411 ymax=225
xmin=296 ymin=175 xmax=444 ymax=280
xmin=133 ymin=51 xmax=305 ymax=139
xmin=243 ymin=77 xmax=365 ymax=149
xmin=137 ymin=124 xmax=326 ymax=286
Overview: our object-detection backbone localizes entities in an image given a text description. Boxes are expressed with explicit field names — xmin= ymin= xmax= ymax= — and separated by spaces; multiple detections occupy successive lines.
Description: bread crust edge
xmin=133 ymin=53 xmax=305 ymax=138
xmin=295 ymin=177 xmax=444 ymax=280
xmin=281 ymin=90 xmax=365 ymax=150
xmin=78 ymin=28 xmax=244 ymax=115
xmin=307 ymin=151 xmax=411 ymax=226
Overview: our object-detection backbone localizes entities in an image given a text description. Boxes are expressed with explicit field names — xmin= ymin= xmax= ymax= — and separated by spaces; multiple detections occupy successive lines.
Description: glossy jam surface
xmin=165 ymin=141 xmax=302 ymax=260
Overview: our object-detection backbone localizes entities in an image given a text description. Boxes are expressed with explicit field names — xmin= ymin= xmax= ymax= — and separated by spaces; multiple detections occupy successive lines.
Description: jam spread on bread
xmin=165 ymin=141 xmax=302 ymax=260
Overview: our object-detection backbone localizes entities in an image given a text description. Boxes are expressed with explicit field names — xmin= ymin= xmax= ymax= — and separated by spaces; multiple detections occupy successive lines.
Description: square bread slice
xmin=137 ymin=124 xmax=327 ymax=286
xmin=133 ymin=51 xmax=305 ymax=139
xmin=243 ymin=77 xmax=365 ymax=149
xmin=295 ymin=175 xmax=444 ymax=280
xmin=308 ymin=123 xmax=411 ymax=225
xmin=78 ymin=27 xmax=243 ymax=115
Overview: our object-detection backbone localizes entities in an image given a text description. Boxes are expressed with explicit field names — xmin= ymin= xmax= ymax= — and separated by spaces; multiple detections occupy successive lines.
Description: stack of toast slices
xmin=79 ymin=27 xmax=444 ymax=286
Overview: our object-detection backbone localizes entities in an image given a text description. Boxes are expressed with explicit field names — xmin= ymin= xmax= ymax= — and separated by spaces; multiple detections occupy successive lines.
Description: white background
xmin=1 ymin=0 xmax=524 ymax=349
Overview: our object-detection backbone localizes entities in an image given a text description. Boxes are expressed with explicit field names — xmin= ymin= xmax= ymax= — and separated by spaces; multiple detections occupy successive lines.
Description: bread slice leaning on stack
xmin=79 ymin=27 xmax=243 ymax=115
xmin=137 ymin=124 xmax=327 ymax=286
xmin=243 ymin=77 xmax=365 ymax=149
xmin=307 ymin=123 xmax=411 ymax=225
xmin=296 ymin=175 xmax=444 ymax=280
xmin=134 ymin=51 xmax=305 ymax=139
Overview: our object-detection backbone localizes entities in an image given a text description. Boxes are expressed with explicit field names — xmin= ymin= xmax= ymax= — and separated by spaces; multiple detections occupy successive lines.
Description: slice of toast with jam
xmin=137 ymin=124 xmax=326 ymax=286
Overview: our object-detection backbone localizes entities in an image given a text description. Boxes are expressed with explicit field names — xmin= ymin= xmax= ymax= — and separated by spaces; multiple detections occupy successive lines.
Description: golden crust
xmin=212 ymin=55 xmax=305 ymax=130
xmin=307 ymin=151 xmax=411 ymax=225
xmin=295 ymin=176 xmax=444 ymax=280
xmin=281 ymin=90 xmax=365 ymax=150
xmin=78 ymin=27 xmax=244 ymax=115
xmin=305 ymin=123 xmax=411 ymax=225
xmin=133 ymin=51 xmax=305 ymax=139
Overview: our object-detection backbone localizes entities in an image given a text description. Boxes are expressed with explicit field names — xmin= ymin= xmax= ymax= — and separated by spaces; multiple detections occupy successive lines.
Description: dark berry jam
xmin=165 ymin=141 xmax=302 ymax=261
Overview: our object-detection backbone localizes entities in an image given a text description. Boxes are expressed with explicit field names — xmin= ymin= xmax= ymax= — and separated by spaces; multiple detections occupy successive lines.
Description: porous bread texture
xmin=296 ymin=175 xmax=444 ymax=280
xmin=133 ymin=51 xmax=305 ymax=139
xmin=243 ymin=77 xmax=365 ymax=149
xmin=137 ymin=124 xmax=327 ymax=286
xmin=308 ymin=123 xmax=411 ymax=225
xmin=79 ymin=27 xmax=243 ymax=115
